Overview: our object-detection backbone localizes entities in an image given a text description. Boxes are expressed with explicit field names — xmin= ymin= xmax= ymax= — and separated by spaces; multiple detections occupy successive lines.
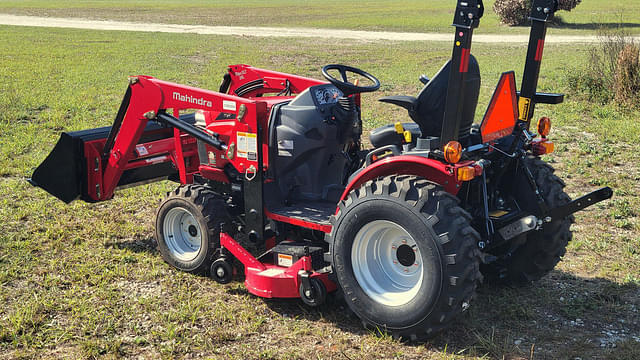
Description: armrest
xmin=378 ymin=95 xmax=418 ymax=112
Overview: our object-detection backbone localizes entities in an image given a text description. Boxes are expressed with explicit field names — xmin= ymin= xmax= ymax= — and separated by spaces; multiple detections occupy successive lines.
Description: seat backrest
xmin=412 ymin=55 xmax=481 ymax=143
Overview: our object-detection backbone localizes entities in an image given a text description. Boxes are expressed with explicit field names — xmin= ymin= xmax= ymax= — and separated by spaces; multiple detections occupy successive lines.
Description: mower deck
xmin=220 ymin=233 xmax=336 ymax=300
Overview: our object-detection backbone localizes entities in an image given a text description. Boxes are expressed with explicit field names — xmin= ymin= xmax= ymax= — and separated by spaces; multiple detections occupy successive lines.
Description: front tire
xmin=155 ymin=184 xmax=228 ymax=274
xmin=327 ymin=175 xmax=481 ymax=340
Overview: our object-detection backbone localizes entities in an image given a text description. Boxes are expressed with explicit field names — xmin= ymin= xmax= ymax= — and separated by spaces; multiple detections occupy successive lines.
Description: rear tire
xmin=483 ymin=156 xmax=574 ymax=285
xmin=327 ymin=175 xmax=481 ymax=340
xmin=155 ymin=184 xmax=228 ymax=274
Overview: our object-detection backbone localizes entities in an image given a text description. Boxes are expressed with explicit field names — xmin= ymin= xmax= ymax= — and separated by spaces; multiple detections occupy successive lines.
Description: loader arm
xmin=99 ymin=76 xmax=269 ymax=201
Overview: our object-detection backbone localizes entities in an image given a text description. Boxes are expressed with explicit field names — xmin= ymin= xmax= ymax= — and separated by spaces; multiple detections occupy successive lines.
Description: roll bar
xmin=439 ymin=0 xmax=560 ymax=147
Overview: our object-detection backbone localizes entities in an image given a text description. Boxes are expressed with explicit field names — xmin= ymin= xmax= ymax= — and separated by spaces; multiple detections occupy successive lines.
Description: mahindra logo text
xmin=173 ymin=92 xmax=213 ymax=108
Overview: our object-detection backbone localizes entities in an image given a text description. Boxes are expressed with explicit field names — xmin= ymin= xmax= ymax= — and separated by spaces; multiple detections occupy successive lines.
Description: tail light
xmin=457 ymin=163 xmax=484 ymax=182
xmin=457 ymin=166 xmax=476 ymax=181
xmin=532 ymin=139 xmax=554 ymax=155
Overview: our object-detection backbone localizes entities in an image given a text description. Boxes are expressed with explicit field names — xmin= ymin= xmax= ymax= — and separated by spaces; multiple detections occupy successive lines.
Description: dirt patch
xmin=2 ymin=14 xmax=637 ymax=44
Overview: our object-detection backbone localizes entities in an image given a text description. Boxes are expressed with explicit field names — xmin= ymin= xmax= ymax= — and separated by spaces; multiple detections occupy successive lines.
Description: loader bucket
xmin=29 ymin=131 xmax=85 ymax=204
xmin=29 ymin=122 xmax=179 ymax=204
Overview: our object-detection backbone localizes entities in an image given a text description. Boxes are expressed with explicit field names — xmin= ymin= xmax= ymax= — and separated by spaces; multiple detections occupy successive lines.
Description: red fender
xmin=339 ymin=155 xmax=471 ymax=205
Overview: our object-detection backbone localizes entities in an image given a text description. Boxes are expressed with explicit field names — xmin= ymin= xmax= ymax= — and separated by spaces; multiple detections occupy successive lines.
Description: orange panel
xmin=480 ymin=71 xmax=518 ymax=143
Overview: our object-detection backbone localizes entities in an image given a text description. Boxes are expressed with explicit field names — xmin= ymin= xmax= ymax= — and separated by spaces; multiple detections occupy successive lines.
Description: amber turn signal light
xmin=537 ymin=117 xmax=551 ymax=137
xmin=532 ymin=140 xmax=554 ymax=155
xmin=457 ymin=166 xmax=476 ymax=181
xmin=444 ymin=141 xmax=462 ymax=164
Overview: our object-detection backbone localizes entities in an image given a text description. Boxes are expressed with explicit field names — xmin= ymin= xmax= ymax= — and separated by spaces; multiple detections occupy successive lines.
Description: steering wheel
xmin=321 ymin=64 xmax=380 ymax=96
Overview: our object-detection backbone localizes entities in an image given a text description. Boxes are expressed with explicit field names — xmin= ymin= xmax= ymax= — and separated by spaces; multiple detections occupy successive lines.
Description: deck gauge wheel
xmin=299 ymin=277 xmax=327 ymax=307
xmin=210 ymin=258 xmax=233 ymax=284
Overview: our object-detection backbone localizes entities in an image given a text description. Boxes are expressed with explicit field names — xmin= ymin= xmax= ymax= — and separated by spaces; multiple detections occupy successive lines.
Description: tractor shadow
xmin=103 ymin=237 xmax=158 ymax=254
xmin=260 ymin=270 xmax=640 ymax=357
xmin=430 ymin=273 xmax=640 ymax=357
xmin=261 ymin=291 xmax=370 ymax=336
xmin=222 ymin=283 xmax=371 ymax=336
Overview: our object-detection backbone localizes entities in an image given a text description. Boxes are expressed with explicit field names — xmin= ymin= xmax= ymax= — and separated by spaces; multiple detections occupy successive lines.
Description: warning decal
xmin=236 ymin=132 xmax=257 ymax=159
xmin=222 ymin=100 xmax=236 ymax=111
xmin=135 ymin=145 xmax=149 ymax=156
xmin=518 ymin=97 xmax=531 ymax=121
xmin=277 ymin=253 xmax=293 ymax=267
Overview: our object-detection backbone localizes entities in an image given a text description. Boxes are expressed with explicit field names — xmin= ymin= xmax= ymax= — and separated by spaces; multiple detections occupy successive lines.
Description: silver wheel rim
xmin=352 ymin=220 xmax=423 ymax=307
xmin=163 ymin=207 xmax=202 ymax=262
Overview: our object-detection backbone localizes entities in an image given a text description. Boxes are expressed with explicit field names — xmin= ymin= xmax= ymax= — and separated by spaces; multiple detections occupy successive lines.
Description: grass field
xmin=1 ymin=23 xmax=640 ymax=359
xmin=0 ymin=0 xmax=639 ymax=35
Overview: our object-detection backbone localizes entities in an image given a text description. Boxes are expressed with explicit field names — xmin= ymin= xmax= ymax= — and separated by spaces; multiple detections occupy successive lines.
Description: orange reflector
xmin=532 ymin=140 xmax=554 ymax=155
xmin=457 ymin=166 xmax=476 ymax=181
xmin=480 ymin=71 xmax=518 ymax=143
xmin=537 ymin=117 xmax=551 ymax=137
xmin=444 ymin=141 xmax=462 ymax=163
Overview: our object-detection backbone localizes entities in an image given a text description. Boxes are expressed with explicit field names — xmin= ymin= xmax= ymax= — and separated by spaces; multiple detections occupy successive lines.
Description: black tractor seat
xmin=372 ymin=55 xmax=481 ymax=148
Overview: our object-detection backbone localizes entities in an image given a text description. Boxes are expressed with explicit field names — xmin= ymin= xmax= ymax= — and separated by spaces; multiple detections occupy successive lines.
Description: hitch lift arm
xmin=547 ymin=187 xmax=613 ymax=220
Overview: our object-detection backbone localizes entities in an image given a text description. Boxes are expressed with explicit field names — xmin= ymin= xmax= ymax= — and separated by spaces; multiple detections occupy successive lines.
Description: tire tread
xmin=326 ymin=175 xmax=481 ymax=340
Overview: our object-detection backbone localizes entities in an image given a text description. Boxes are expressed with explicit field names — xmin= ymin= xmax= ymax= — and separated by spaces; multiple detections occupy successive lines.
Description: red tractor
xmin=30 ymin=0 xmax=611 ymax=339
